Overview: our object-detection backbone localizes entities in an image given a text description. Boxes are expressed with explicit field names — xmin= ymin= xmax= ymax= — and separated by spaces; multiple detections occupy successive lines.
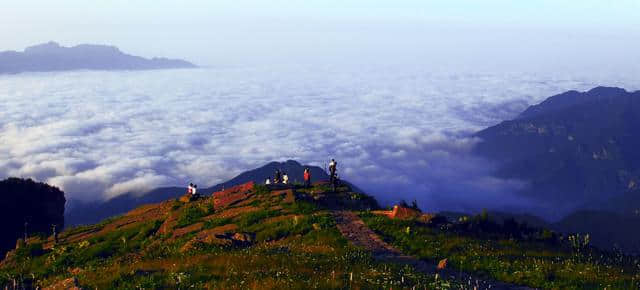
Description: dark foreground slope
xmin=0 ymin=41 xmax=195 ymax=74
xmin=66 ymin=160 xmax=331 ymax=226
xmin=0 ymin=178 xmax=65 ymax=258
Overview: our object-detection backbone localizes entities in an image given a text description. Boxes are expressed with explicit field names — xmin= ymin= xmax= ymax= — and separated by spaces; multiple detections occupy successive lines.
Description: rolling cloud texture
xmin=1 ymin=66 xmax=638 ymax=216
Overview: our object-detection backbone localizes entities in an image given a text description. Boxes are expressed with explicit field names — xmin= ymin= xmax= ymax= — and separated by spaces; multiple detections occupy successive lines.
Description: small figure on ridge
xmin=274 ymin=169 xmax=282 ymax=184
xmin=303 ymin=167 xmax=311 ymax=188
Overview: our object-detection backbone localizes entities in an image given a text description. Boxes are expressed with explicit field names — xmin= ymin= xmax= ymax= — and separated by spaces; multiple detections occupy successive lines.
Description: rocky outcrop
xmin=212 ymin=181 xmax=255 ymax=209
xmin=0 ymin=178 xmax=66 ymax=258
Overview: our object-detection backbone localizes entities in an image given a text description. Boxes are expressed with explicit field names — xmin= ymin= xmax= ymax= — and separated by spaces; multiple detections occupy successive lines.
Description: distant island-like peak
xmin=0 ymin=41 xmax=196 ymax=74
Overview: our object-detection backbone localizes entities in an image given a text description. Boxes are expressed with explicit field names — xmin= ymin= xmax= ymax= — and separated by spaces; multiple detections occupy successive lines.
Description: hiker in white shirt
xmin=282 ymin=172 xmax=289 ymax=184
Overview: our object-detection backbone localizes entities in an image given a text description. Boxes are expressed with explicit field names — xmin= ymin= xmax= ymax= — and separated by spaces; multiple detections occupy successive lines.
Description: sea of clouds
xmin=1 ymin=65 xmax=639 ymax=216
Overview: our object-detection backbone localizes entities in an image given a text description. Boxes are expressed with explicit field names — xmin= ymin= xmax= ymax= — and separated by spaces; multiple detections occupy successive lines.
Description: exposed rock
xmin=212 ymin=182 xmax=255 ymax=209
xmin=179 ymin=224 xmax=238 ymax=253
xmin=179 ymin=193 xmax=192 ymax=203
xmin=44 ymin=277 xmax=81 ymax=290
xmin=232 ymin=232 xmax=255 ymax=244
xmin=437 ymin=258 xmax=448 ymax=270
xmin=390 ymin=205 xmax=421 ymax=219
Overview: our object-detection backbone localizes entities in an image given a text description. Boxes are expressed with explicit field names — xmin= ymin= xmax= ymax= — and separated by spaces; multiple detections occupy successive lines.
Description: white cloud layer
xmin=1 ymin=66 xmax=639 ymax=216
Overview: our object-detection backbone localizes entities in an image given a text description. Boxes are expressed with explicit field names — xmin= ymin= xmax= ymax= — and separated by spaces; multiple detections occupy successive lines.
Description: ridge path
xmin=332 ymin=210 xmax=534 ymax=290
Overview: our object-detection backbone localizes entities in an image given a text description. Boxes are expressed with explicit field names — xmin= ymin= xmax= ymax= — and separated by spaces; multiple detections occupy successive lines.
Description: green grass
xmin=360 ymin=212 xmax=640 ymax=289
xmin=237 ymin=209 xmax=281 ymax=228
xmin=252 ymin=184 xmax=271 ymax=195
xmin=203 ymin=217 xmax=233 ymax=229
xmin=176 ymin=204 xmax=212 ymax=228
xmin=2 ymin=185 xmax=470 ymax=289
xmin=283 ymin=200 xmax=317 ymax=215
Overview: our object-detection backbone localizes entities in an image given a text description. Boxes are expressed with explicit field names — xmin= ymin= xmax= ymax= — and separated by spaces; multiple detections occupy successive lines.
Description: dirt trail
xmin=332 ymin=210 xmax=534 ymax=290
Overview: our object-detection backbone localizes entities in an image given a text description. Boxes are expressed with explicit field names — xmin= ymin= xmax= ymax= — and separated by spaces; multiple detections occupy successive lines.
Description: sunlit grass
xmin=360 ymin=212 xmax=640 ymax=289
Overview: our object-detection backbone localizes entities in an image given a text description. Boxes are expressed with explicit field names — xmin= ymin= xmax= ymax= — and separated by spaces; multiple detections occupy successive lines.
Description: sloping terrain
xmin=66 ymin=160 xmax=330 ymax=226
xmin=1 ymin=181 xmax=638 ymax=289
xmin=475 ymin=86 xmax=640 ymax=207
xmin=474 ymin=87 xmax=640 ymax=252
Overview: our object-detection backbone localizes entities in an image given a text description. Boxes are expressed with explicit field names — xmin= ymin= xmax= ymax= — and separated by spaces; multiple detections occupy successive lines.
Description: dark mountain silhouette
xmin=0 ymin=178 xmax=65 ymax=258
xmin=552 ymin=210 xmax=640 ymax=253
xmin=475 ymin=86 xmax=640 ymax=208
xmin=0 ymin=41 xmax=196 ymax=74
xmin=206 ymin=160 xmax=339 ymax=192
xmin=65 ymin=160 xmax=336 ymax=226
xmin=474 ymin=86 xmax=640 ymax=253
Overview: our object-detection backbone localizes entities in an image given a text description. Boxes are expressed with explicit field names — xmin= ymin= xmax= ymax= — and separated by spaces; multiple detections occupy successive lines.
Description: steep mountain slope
xmin=0 ymin=178 xmax=66 ymax=258
xmin=474 ymin=86 xmax=640 ymax=253
xmin=475 ymin=87 xmax=640 ymax=209
xmin=66 ymin=160 xmax=331 ymax=226
xmin=0 ymin=41 xmax=195 ymax=74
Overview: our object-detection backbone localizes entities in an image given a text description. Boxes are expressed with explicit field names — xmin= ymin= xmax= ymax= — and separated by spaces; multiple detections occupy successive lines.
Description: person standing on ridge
xmin=274 ymin=169 xmax=282 ymax=184
xmin=190 ymin=184 xmax=200 ymax=201
xmin=188 ymin=183 xmax=194 ymax=195
xmin=329 ymin=159 xmax=337 ymax=182
xmin=303 ymin=168 xmax=311 ymax=188
xmin=282 ymin=172 xmax=289 ymax=184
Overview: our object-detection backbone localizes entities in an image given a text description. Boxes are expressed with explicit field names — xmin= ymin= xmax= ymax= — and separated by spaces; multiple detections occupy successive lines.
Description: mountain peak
xmin=24 ymin=41 xmax=63 ymax=54
xmin=587 ymin=86 xmax=628 ymax=96
xmin=518 ymin=86 xmax=632 ymax=119
xmin=1 ymin=41 xmax=196 ymax=74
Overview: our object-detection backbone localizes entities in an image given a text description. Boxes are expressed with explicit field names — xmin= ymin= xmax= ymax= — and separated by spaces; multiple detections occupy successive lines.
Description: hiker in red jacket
xmin=303 ymin=168 xmax=311 ymax=188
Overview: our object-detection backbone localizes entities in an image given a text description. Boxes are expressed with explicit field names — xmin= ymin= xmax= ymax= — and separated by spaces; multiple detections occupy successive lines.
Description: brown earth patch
xmin=263 ymin=214 xmax=300 ymax=225
xmin=180 ymin=224 xmax=239 ymax=252
xmin=271 ymin=189 xmax=295 ymax=204
xmin=210 ymin=206 xmax=260 ymax=219
xmin=212 ymin=182 xmax=255 ymax=209
xmin=171 ymin=222 xmax=204 ymax=240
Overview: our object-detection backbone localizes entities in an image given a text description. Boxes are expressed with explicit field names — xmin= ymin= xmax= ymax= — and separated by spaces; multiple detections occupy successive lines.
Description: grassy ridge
xmin=0 ymin=184 xmax=460 ymax=289
xmin=360 ymin=211 xmax=640 ymax=289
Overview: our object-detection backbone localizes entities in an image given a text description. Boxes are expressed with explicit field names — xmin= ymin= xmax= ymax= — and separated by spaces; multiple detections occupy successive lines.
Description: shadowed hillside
xmin=475 ymin=86 xmax=640 ymax=209
xmin=474 ymin=86 xmax=640 ymax=253
xmin=0 ymin=178 xmax=65 ymax=258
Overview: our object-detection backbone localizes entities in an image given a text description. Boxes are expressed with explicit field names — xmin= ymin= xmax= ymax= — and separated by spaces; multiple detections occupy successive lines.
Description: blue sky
xmin=2 ymin=1 xmax=639 ymax=69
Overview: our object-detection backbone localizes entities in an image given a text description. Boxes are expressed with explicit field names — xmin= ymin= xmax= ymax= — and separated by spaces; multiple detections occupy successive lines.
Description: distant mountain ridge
xmin=475 ymin=86 xmax=640 ymax=208
xmin=0 ymin=41 xmax=196 ymax=74
xmin=65 ymin=160 xmax=333 ymax=226
xmin=474 ymin=86 xmax=640 ymax=253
